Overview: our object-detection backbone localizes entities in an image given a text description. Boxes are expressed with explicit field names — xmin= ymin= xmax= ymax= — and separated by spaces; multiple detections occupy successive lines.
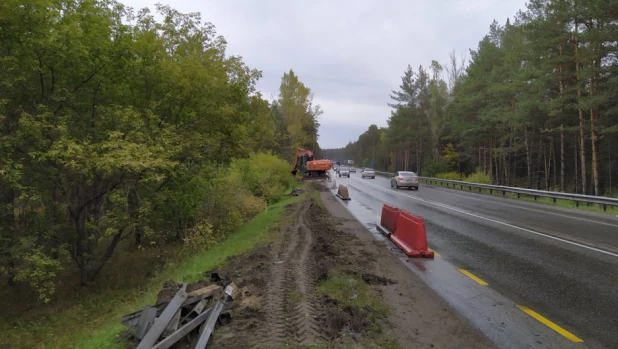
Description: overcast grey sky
xmin=123 ymin=0 xmax=528 ymax=149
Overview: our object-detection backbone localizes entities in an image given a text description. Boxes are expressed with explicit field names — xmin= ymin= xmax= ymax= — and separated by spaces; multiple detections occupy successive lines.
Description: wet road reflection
xmin=327 ymin=177 xmax=611 ymax=349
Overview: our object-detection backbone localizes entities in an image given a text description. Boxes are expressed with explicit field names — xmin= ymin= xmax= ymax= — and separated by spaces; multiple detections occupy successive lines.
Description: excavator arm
xmin=291 ymin=148 xmax=313 ymax=176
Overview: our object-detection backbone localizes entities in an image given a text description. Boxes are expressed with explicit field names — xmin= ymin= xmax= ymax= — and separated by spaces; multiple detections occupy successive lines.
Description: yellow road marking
xmin=516 ymin=305 xmax=583 ymax=342
xmin=457 ymin=268 xmax=488 ymax=285
xmin=428 ymin=248 xmax=440 ymax=257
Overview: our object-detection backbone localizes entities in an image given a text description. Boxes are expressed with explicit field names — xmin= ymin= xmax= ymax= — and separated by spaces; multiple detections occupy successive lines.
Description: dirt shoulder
xmin=320 ymin=187 xmax=497 ymax=349
xmin=204 ymin=184 xmax=497 ymax=348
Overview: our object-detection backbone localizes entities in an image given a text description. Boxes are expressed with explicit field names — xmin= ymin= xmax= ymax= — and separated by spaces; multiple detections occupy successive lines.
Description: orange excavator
xmin=291 ymin=148 xmax=332 ymax=180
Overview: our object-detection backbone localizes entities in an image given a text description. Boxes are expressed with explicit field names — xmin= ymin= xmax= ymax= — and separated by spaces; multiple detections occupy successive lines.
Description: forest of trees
xmin=323 ymin=0 xmax=618 ymax=197
xmin=0 ymin=0 xmax=321 ymax=300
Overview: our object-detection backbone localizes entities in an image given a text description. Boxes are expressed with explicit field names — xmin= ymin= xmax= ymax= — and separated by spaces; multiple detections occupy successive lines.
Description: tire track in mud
xmin=257 ymin=202 xmax=326 ymax=347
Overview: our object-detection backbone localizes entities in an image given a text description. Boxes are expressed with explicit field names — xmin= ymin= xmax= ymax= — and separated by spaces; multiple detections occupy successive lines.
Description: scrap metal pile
xmin=117 ymin=273 xmax=238 ymax=349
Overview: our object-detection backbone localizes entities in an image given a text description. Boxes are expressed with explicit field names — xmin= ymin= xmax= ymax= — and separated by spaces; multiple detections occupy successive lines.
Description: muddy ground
xmin=198 ymin=183 xmax=498 ymax=348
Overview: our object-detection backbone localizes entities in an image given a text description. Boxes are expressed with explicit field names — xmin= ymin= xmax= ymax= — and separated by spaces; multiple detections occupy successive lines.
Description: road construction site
xmin=332 ymin=172 xmax=618 ymax=349
xmin=117 ymin=173 xmax=617 ymax=349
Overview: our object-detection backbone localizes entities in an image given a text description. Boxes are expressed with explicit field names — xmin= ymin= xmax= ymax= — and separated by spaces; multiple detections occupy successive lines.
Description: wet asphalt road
xmin=332 ymin=173 xmax=618 ymax=349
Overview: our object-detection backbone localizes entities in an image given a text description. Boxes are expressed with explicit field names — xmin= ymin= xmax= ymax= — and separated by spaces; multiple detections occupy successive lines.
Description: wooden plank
xmin=188 ymin=284 xmax=221 ymax=298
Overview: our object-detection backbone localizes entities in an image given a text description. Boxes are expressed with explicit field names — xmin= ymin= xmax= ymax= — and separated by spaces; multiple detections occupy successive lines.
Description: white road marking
xmin=351 ymin=177 xmax=618 ymax=258
xmin=418 ymin=181 xmax=618 ymax=228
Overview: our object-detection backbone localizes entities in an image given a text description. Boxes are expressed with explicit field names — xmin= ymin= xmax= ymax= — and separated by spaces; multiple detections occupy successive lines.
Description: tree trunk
xmin=560 ymin=126 xmax=565 ymax=192
xmin=575 ymin=22 xmax=587 ymax=194
xmin=587 ymin=22 xmax=600 ymax=196
xmin=484 ymin=145 xmax=488 ymax=175
xmin=543 ymin=141 xmax=549 ymax=191
xmin=551 ymin=138 xmax=557 ymax=190
xmin=405 ymin=148 xmax=410 ymax=171
xmin=128 ymin=186 xmax=141 ymax=246
xmin=494 ymin=140 xmax=500 ymax=185
xmin=559 ymin=44 xmax=566 ymax=192
xmin=590 ymin=97 xmax=600 ymax=195
xmin=72 ymin=211 xmax=89 ymax=287
xmin=524 ymin=128 xmax=532 ymax=188
xmin=87 ymin=229 xmax=125 ymax=282
xmin=3 ymin=189 xmax=16 ymax=287
xmin=509 ymin=131 xmax=514 ymax=186
xmin=609 ymin=142 xmax=612 ymax=196
xmin=489 ymin=139 xmax=494 ymax=183
xmin=494 ymin=140 xmax=498 ymax=184
xmin=418 ymin=117 xmax=423 ymax=174
xmin=415 ymin=140 xmax=420 ymax=173
xmin=478 ymin=144 xmax=482 ymax=172
xmin=574 ymin=137 xmax=579 ymax=193
xmin=536 ymin=136 xmax=543 ymax=190
xmin=501 ymin=143 xmax=505 ymax=185
xmin=591 ymin=112 xmax=599 ymax=195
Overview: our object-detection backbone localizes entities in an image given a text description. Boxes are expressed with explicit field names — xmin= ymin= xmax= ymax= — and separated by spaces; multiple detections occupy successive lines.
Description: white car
xmin=361 ymin=168 xmax=375 ymax=179
xmin=390 ymin=171 xmax=419 ymax=190
xmin=339 ymin=166 xmax=350 ymax=177
xmin=350 ymin=167 xmax=357 ymax=173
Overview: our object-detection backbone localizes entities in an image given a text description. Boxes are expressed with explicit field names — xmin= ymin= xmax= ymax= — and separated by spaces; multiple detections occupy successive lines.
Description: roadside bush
xmin=204 ymin=170 xmax=251 ymax=239
xmin=423 ymin=160 xmax=449 ymax=177
xmin=230 ymin=152 xmax=296 ymax=204
xmin=183 ymin=221 xmax=216 ymax=251
xmin=435 ymin=172 xmax=462 ymax=180
xmin=465 ymin=172 xmax=491 ymax=184
xmin=15 ymin=249 xmax=64 ymax=303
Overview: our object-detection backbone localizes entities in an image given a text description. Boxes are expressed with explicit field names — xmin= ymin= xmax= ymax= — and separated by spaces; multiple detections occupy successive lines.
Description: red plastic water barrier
xmin=380 ymin=203 xmax=399 ymax=234
xmin=390 ymin=210 xmax=434 ymax=258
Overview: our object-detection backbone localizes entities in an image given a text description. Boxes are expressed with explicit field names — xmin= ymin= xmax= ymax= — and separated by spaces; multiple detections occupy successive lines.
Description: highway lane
xmin=332 ymin=173 xmax=618 ymax=349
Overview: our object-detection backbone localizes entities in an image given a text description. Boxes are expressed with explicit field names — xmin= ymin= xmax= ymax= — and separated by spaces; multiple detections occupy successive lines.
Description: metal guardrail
xmin=373 ymin=171 xmax=618 ymax=211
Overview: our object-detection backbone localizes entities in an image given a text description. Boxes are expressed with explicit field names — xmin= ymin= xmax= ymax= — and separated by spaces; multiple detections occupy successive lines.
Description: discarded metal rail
xmin=118 ymin=277 xmax=236 ymax=349
xmin=374 ymin=171 xmax=618 ymax=210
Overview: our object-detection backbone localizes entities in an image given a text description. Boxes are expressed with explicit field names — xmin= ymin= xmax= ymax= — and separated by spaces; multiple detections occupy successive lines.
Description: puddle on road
xmin=330 ymin=188 xmax=386 ymax=242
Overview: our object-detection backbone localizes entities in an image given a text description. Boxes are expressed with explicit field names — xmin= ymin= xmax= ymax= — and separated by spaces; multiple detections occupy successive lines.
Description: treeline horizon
xmin=323 ymin=0 xmax=617 ymax=197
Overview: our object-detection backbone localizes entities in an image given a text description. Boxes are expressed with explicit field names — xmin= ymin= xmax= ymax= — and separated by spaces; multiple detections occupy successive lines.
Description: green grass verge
xmin=425 ymin=180 xmax=616 ymax=214
xmin=317 ymin=271 xmax=398 ymax=349
xmin=1 ymin=194 xmax=302 ymax=349
xmin=317 ymin=272 xmax=387 ymax=317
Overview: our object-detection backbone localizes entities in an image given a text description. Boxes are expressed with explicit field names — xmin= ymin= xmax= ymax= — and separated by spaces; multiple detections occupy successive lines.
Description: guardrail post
xmin=490 ymin=189 xmax=493 ymax=194
xmin=478 ymin=187 xmax=481 ymax=192
xmin=553 ymin=198 xmax=556 ymax=203
xmin=576 ymin=201 xmax=579 ymax=207
xmin=517 ymin=193 xmax=520 ymax=198
xmin=603 ymin=204 xmax=607 ymax=212
xmin=534 ymin=195 xmax=537 ymax=201
xmin=469 ymin=186 xmax=471 ymax=191
xmin=502 ymin=191 xmax=505 ymax=196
